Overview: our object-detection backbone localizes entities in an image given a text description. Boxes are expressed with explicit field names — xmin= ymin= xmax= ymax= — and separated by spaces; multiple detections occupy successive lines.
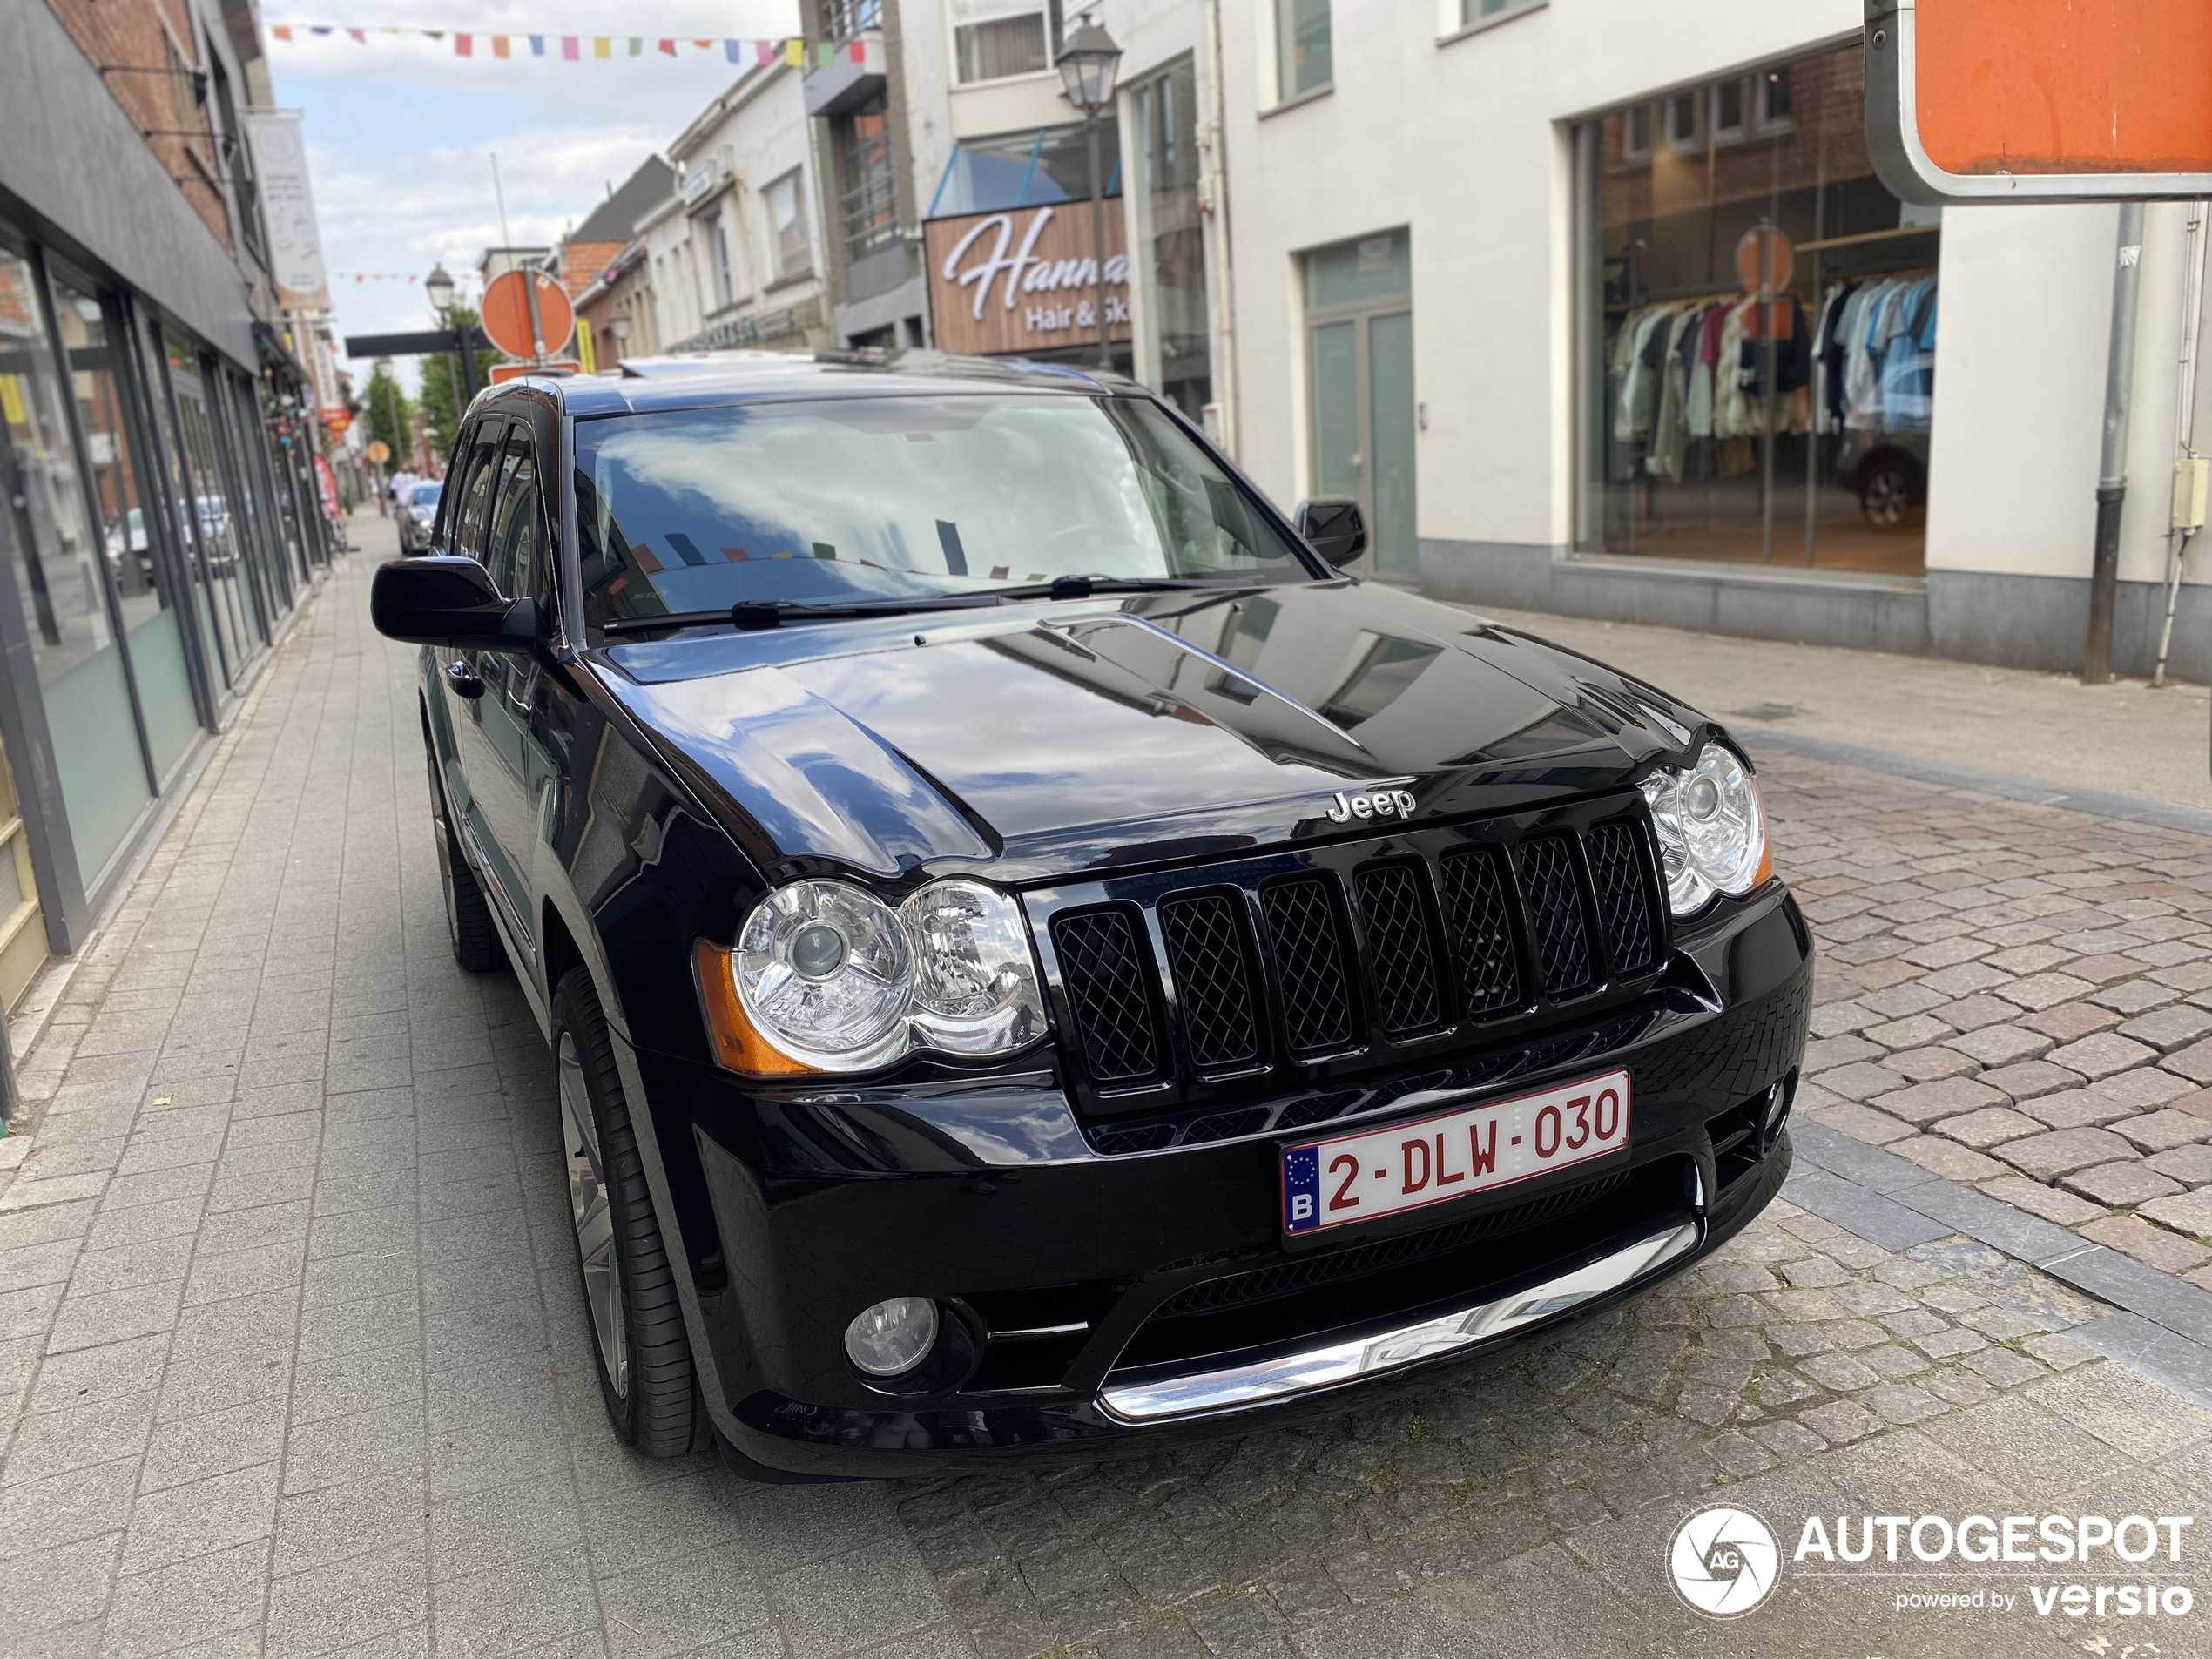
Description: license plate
xmin=1281 ymin=1069 xmax=1631 ymax=1235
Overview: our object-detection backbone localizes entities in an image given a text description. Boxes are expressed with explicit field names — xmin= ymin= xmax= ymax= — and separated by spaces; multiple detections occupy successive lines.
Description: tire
xmin=1858 ymin=459 xmax=1916 ymax=529
xmin=552 ymin=966 xmax=710 ymax=1458
xmin=424 ymin=740 xmax=502 ymax=974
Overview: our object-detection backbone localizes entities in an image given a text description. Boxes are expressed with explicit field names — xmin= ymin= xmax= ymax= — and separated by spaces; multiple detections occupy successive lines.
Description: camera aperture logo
xmin=1670 ymin=1505 xmax=1781 ymax=1618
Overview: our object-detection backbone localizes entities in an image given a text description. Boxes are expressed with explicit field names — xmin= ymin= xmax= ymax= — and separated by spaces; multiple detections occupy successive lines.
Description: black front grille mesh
xmin=1354 ymin=863 xmax=1444 ymax=1035
xmin=1519 ymin=836 xmax=1595 ymax=997
xmin=1051 ymin=909 xmax=1163 ymax=1086
xmin=1586 ymin=820 xmax=1658 ymax=975
xmin=1159 ymin=893 xmax=1264 ymax=1072
xmin=1050 ymin=814 xmax=1667 ymax=1104
xmin=1439 ymin=846 xmax=1522 ymax=1017
xmin=1261 ymin=878 xmax=1359 ymax=1058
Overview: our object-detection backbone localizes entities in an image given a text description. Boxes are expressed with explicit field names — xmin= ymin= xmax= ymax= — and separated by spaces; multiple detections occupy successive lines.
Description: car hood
xmin=593 ymin=581 xmax=1708 ymax=883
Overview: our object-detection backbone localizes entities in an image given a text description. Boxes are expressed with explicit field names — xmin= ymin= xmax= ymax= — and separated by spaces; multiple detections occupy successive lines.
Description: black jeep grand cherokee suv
xmin=370 ymin=351 xmax=1809 ymax=1480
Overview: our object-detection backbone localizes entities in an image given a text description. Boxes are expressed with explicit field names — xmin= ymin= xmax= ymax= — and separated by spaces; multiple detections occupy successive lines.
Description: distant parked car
xmin=399 ymin=481 xmax=442 ymax=554
xmin=1838 ymin=428 xmax=1929 ymax=529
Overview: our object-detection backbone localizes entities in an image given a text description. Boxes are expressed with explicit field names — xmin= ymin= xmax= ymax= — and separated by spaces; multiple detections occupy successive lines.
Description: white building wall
xmin=1215 ymin=0 xmax=2212 ymax=678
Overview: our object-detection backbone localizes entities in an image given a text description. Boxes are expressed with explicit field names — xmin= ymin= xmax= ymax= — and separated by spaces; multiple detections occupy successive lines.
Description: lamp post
xmin=375 ymin=355 xmax=399 ymax=511
xmin=422 ymin=263 xmax=476 ymax=400
xmin=610 ymin=310 xmax=631 ymax=361
xmin=1055 ymin=15 xmax=1123 ymax=371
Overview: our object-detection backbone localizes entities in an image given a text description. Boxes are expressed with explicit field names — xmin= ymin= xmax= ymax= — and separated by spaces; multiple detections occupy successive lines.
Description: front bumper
xmin=630 ymin=887 xmax=1811 ymax=1477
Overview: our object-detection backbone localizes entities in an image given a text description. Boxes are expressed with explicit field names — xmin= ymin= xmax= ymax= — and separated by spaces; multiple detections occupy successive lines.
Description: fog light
xmin=844 ymin=1297 xmax=938 ymax=1377
xmin=1760 ymin=1082 xmax=1791 ymax=1154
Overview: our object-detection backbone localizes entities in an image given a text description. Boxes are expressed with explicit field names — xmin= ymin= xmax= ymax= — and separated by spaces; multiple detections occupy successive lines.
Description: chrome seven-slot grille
xmin=1041 ymin=802 xmax=1668 ymax=1114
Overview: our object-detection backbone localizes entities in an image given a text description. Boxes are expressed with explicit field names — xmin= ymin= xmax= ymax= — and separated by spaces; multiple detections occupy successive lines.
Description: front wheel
xmin=552 ymin=967 xmax=708 ymax=1458
xmin=1859 ymin=459 xmax=1916 ymax=529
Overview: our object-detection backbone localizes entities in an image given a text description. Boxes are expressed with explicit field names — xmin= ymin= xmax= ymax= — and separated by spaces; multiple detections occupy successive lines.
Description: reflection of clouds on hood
xmin=787 ymin=634 xmax=1337 ymax=840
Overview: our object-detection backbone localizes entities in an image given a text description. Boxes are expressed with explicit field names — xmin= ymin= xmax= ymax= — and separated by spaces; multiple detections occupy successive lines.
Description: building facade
xmin=0 ymin=0 xmax=326 ymax=1018
xmin=806 ymin=0 xmax=1234 ymax=433
xmin=1216 ymin=0 xmax=2212 ymax=678
xmin=659 ymin=64 xmax=833 ymax=354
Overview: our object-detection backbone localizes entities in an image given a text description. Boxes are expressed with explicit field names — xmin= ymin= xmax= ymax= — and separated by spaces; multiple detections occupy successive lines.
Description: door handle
xmin=446 ymin=659 xmax=485 ymax=700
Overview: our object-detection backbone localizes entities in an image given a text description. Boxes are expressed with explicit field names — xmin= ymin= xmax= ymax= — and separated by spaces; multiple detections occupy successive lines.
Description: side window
xmin=486 ymin=428 xmax=543 ymax=601
xmin=452 ymin=420 xmax=508 ymax=563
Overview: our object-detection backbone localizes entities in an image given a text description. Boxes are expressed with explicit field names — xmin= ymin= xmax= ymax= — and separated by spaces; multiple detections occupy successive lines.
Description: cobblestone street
xmin=8 ymin=529 xmax=2212 ymax=1659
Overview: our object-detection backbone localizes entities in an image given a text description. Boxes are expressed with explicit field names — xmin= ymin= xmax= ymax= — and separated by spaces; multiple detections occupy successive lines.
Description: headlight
xmin=900 ymin=879 xmax=1046 ymax=1055
xmin=1640 ymin=742 xmax=1769 ymax=916
xmin=696 ymin=878 xmax=1046 ymax=1075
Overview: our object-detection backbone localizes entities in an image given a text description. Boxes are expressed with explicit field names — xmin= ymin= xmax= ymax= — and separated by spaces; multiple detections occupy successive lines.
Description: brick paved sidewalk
xmin=1775 ymin=763 xmax=2212 ymax=1280
xmin=5 ymin=532 xmax=2212 ymax=1659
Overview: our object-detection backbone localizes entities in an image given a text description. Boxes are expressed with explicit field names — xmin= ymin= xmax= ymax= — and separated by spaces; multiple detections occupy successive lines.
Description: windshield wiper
xmin=974 ymin=574 xmax=1238 ymax=601
xmin=599 ymin=575 xmax=1242 ymax=637
xmin=601 ymin=594 xmax=1003 ymax=637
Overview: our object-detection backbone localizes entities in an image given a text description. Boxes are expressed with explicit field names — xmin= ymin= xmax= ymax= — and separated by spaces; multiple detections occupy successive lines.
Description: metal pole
xmin=1088 ymin=108 xmax=1110 ymax=370
xmin=2155 ymin=200 xmax=2208 ymax=687
xmin=2085 ymin=201 xmax=2147 ymax=684
xmin=456 ymin=325 xmax=478 ymax=400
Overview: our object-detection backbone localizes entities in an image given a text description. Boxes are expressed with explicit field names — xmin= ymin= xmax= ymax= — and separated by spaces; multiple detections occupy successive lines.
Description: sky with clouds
xmin=268 ymin=0 xmax=798 ymax=389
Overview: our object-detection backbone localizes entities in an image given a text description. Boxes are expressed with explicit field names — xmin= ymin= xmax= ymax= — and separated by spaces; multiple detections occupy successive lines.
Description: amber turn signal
xmin=691 ymin=938 xmax=819 ymax=1076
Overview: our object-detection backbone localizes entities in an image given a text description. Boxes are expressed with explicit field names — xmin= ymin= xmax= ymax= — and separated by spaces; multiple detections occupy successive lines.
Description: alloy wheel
xmin=1863 ymin=467 xmax=1911 ymax=529
xmin=560 ymin=1031 xmax=628 ymax=1399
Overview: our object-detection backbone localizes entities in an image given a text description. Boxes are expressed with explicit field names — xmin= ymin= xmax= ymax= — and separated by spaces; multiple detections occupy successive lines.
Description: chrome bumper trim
xmin=1097 ymin=1217 xmax=1702 ymax=1424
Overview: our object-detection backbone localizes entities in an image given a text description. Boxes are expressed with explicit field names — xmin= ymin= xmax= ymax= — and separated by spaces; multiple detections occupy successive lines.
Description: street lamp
xmin=1055 ymin=15 xmax=1123 ymax=370
xmin=610 ymin=311 xmax=631 ymax=349
xmin=421 ymin=263 xmax=475 ymax=401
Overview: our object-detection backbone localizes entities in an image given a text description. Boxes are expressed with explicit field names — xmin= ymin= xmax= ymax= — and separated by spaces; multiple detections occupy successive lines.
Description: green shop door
xmin=1305 ymin=231 xmax=1416 ymax=579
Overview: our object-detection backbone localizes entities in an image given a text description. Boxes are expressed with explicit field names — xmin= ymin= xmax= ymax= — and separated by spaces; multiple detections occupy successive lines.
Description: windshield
xmin=409 ymin=482 xmax=442 ymax=506
xmin=573 ymin=393 xmax=1313 ymax=633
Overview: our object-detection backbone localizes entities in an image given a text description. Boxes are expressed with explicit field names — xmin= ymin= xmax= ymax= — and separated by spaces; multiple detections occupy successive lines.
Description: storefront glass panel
xmin=1130 ymin=57 xmax=1211 ymax=421
xmin=163 ymin=329 xmax=261 ymax=681
xmin=1578 ymin=44 xmax=1939 ymax=573
xmin=0 ymin=249 xmax=152 ymax=880
xmin=50 ymin=275 xmax=200 ymax=784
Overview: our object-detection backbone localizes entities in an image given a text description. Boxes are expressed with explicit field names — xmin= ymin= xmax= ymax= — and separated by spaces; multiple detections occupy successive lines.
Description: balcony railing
xmin=819 ymin=0 xmax=882 ymax=44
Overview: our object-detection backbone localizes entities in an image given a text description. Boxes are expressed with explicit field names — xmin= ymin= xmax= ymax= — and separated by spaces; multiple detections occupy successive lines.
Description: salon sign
xmin=923 ymin=203 xmax=1133 ymax=357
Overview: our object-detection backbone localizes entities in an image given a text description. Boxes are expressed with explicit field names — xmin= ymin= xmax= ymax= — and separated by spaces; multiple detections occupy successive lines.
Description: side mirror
xmin=370 ymin=556 xmax=536 ymax=650
xmin=1295 ymin=496 xmax=1368 ymax=568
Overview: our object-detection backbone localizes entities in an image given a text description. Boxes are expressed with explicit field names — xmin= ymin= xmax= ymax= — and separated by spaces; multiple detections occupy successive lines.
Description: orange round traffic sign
xmin=366 ymin=439 xmax=391 ymax=464
xmin=1734 ymin=225 xmax=1794 ymax=297
xmin=480 ymin=269 xmax=575 ymax=361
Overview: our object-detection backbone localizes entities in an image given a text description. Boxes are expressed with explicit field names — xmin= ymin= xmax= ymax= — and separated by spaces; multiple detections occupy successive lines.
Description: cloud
xmin=271 ymin=1 xmax=799 ymax=384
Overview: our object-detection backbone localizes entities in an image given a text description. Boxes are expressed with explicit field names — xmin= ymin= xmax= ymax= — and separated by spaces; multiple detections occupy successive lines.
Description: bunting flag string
xmin=267 ymin=26 xmax=863 ymax=68
xmin=334 ymin=273 xmax=423 ymax=282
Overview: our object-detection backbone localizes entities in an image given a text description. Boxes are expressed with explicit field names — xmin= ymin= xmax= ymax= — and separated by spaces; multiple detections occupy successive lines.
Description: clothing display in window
xmin=1814 ymin=273 xmax=1937 ymax=435
xmin=1610 ymin=293 xmax=1811 ymax=478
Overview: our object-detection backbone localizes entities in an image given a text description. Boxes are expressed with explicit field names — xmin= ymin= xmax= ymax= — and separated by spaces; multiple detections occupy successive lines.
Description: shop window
xmin=1577 ymin=43 xmax=1939 ymax=577
xmin=0 ymin=246 xmax=154 ymax=883
xmin=927 ymin=122 xmax=1122 ymax=219
xmin=1130 ymin=58 xmax=1210 ymax=421
xmin=954 ymin=0 xmax=1062 ymax=84
xmin=767 ymin=170 xmax=812 ymax=280
xmin=50 ymin=274 xmax=200 ymax=785
xmin=1277 ymin=0 xmax=1332 ymax=101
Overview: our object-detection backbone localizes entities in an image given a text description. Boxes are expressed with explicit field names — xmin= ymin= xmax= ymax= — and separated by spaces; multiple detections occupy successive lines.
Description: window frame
xmin=448 ymin=419 xmax=509 ymax=565
xmin=949 ymin=0 xmax=1062 ymax=87
xmin=1274 ymin=0 xmax=1334 ymax=106
xmin=766 ymin=168 xmax=813 ymax=282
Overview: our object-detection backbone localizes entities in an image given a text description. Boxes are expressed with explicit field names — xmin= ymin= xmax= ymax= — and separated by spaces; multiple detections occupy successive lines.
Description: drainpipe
xmin=1205 ymin=0 xmax=1239 ymax=460
xmin=2153 ymin=200 xmax=2209 ymax=687
xmin=2084 ymin=202 xmax=2146 ymax=685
